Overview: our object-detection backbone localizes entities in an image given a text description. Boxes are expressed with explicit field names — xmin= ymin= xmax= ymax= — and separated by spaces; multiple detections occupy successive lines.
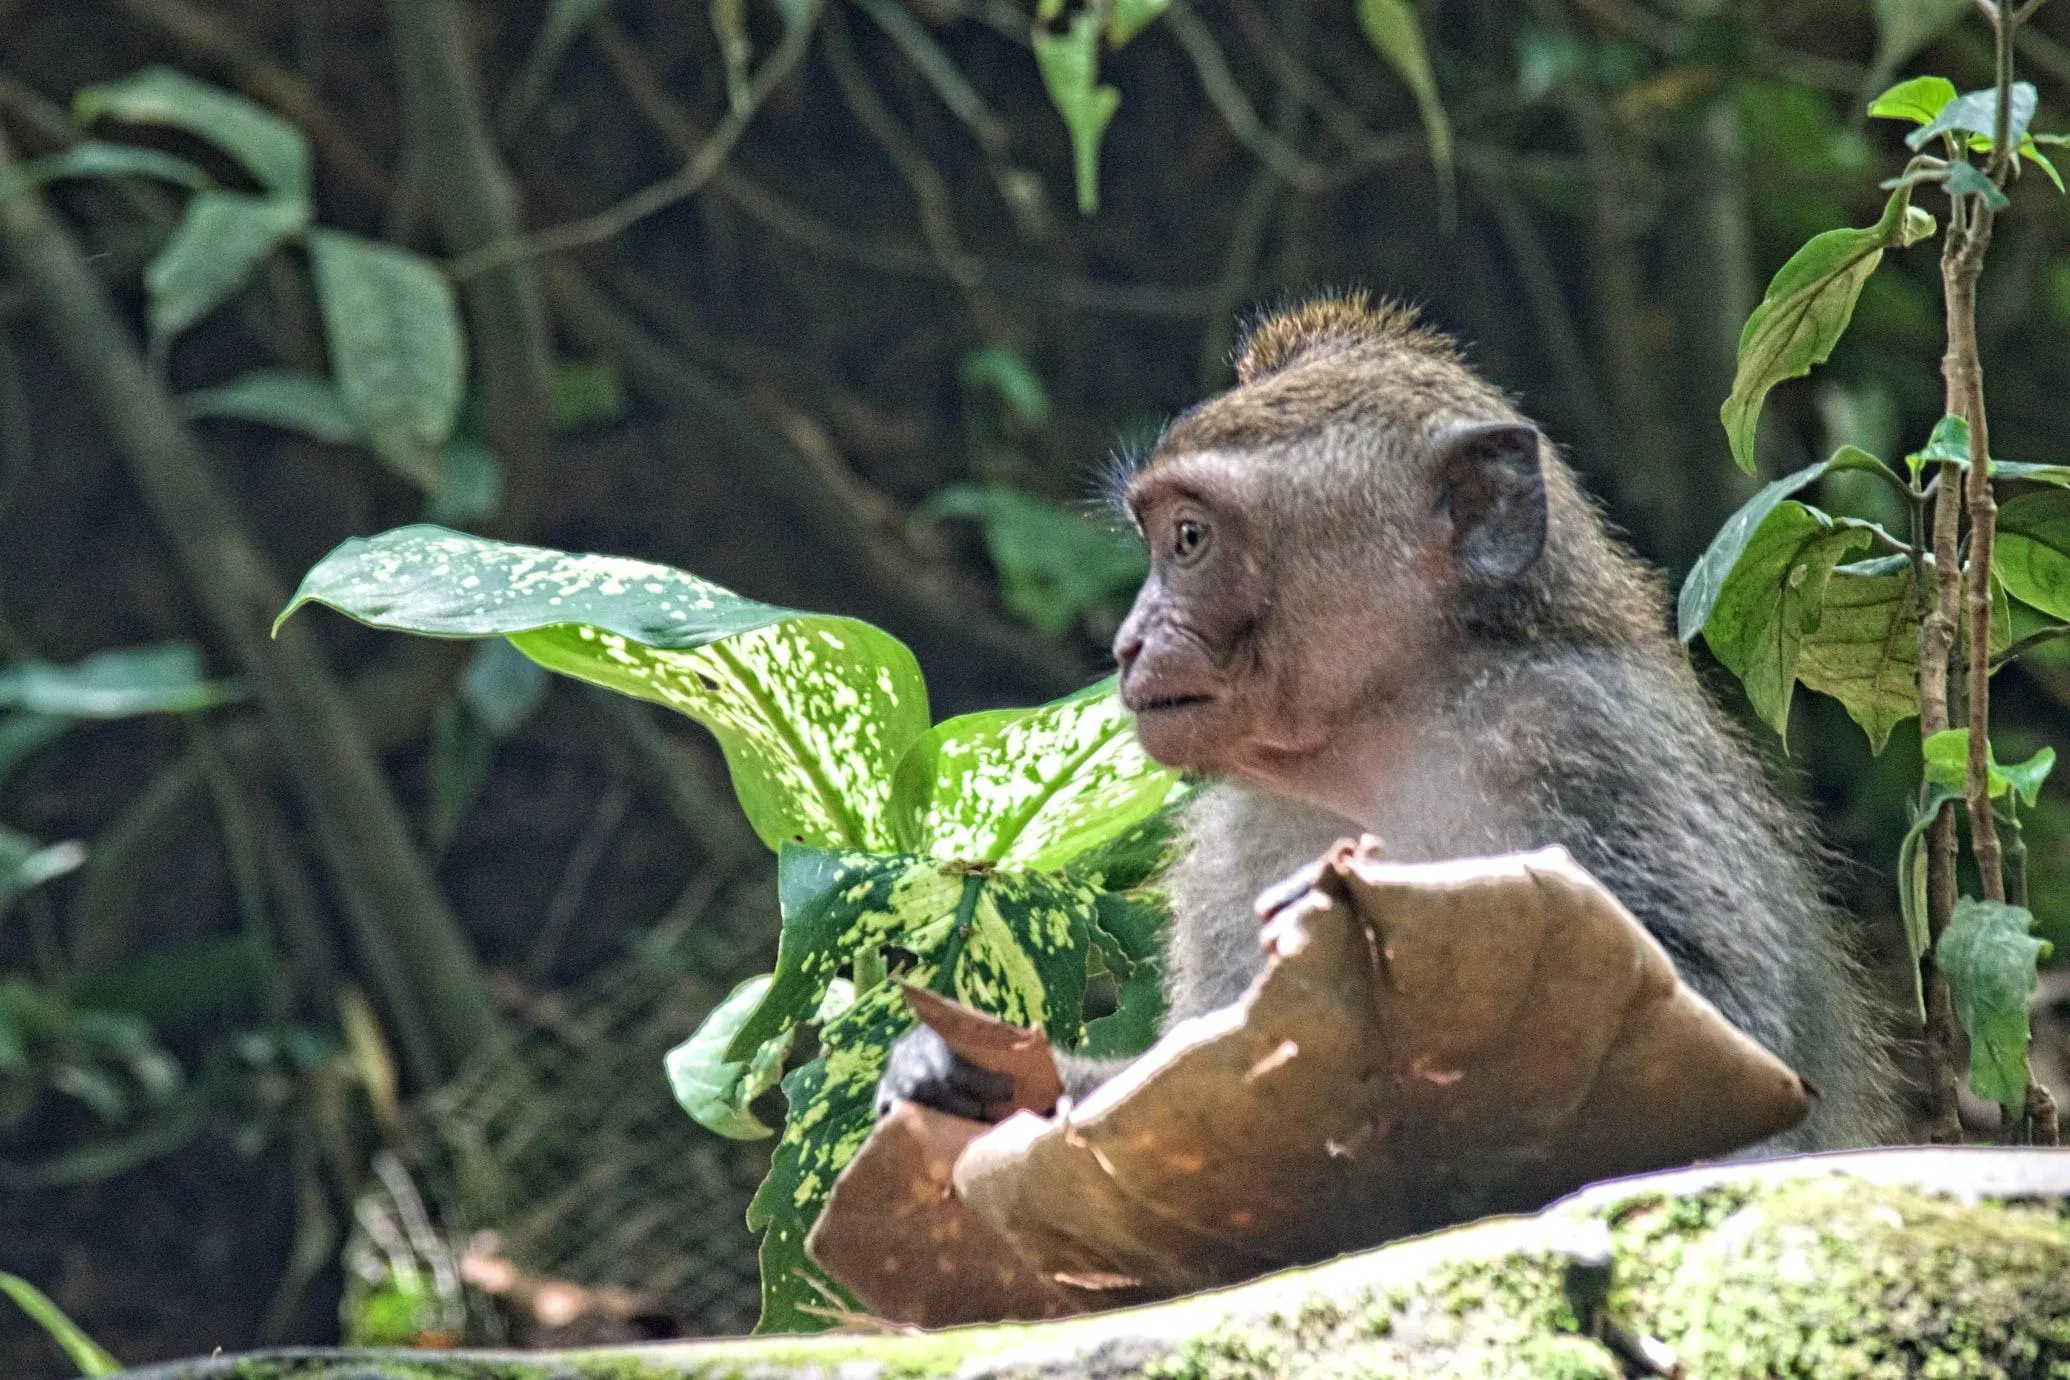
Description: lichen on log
xmin=118 ymin=1148 xmax=2070 ymax=1380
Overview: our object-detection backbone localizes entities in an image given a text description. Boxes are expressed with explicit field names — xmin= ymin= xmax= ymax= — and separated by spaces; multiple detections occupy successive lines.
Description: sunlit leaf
xmin=0 ymin=827 xmax=87 ymax=919
xmin=1867 ymin=75 xmax=1957 ymax=126
xmin=1033 ymin=12 xmax=1121 ymax=215
xmin=1678 ymin=447 xmax=1897 ymax=640
xmin=888 ymin=679 xmax=1178 ymax=868
xmin=1721 ymin=189 xmax=1934 ymax=474
xmin=277 ymin=526 xmax=930 ymax=852
xmin=1923 ymin=729 xmax=2058 ymax=807
xmin=146 ymin=191 xmax=309 ymax=348
xmin=1939 ymin=897 xmax=2050 ymax=1112
xmin=1358 ymin=0 xmax=1454 ymax=213
xmin=0 ymin=643 xmax=236 ymax=717
xmin=667 ymin=975 xmax=789 ymax=1140
xmin=1108 ymin=0 xmax=1172 ymax=45
xmin=0 ymin=141 xmax=212 ymax=202
xmin=1995 ymin=490 xmax=2070 ymax=621
xmin=309 ymin=230 xmax=465 ymax=492
xmin=180 ymin=370 xmax=361 ymax=445
xmin=1701 ymin=501 xmax=1872 ymax=738
xmin=75 ymin=66 xmax=309 ymax=199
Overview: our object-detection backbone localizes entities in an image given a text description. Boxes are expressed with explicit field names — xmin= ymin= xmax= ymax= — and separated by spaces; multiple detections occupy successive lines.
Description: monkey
xmin=878 ymin=292 xmax=1901 ymax=1154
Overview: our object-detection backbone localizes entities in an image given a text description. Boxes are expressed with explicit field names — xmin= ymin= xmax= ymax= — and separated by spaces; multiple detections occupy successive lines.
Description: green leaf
xmin=958 ymin=347 xmax=1053 ymax=426
xmin=1939 ymin=897 xmax=2051 ymax=1112
xmin=278 ymin=527 xmax=930 ymax=852
xmin=180 ymin=370 xmax=361 ymax=445
xmin=0 ymin=643 xmax=236 ymax=717
xmin=918 ymin=485 xmax=1145 ymax=635
xmin=666 ymin=975 xmax=789 ymax=1140
xmin=2021 ymin=140 xmax=2064 ymax=194
xmin=1081 ymin=887 xmax=1167 ymax=1057
xmin=1942 ymin=160 xmax=2008 ymax=211
xmin=1721 ymin=190 xmax=1934 ymax=474
xmin=1995 ymin=490 xmax=2070 ymax=621
xmin=425 ymin=441 xmax=502 ymax=527
xmin=1033 ymin=12 xmax=1121 ymax=215
xmin=1904 ymin=416 xmax=2070 ymax=487
xmin=1357 ymin=0 xmax=1453 ymax=214
xmin=1108 ymin=0 xmax=1172 ymax=45
xmin=309 ymin=230 xmax=466 ymax=492
xmin=146 ymin=191 xmax=309 ymax=348
xmin=1678 ymin=447 xmax=1897 ymax=641
xmin=0 ymin=1272 xmax=121 ymax=1375
xmin=0 ymin=140 xmax=213 ymax=202
xmin=458 ymin=638 xmax=547 ymax=737
xmin=549 ymin=361 xmax=626 ymax=431
xmin=71 ymin=934 xmax=270 ymax=1026
xmin=1793 ymin=556 xmax=1923 ymax=753
xmin=1865 ymin=0 xmax=1967 ymax=98
xmin=0 ymin=714 xmax=70 ymax=790
xmin=888 ymin=678 xmax=1178 ymax=868
xmin=1921 ymin=729 xmax=2057 ymax=806
xmin=1868 ymin=75 xmax=1958 ymax=125
xmin=1897 ymin=782 xmax=1962 ymax=1011
xmin=1908 ymin=82 xmax=2037 ymax=152
xmin=0 ymin=827 xmax=87 ymax=919
xmin=75 ymin=66 xmax=309 ymax=199
xmin=1700 ymin=502 xmax=1873 ymax=737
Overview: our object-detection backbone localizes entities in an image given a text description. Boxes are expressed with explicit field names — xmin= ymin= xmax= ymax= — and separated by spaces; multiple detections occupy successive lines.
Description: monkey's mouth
xmin=1135 ymin=694 xmax=1214 ymax=714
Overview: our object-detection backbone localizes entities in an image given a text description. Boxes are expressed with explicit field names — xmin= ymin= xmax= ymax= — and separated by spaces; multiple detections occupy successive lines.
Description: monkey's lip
xmin=1127 ymin=691 xmax=1216 ymax=716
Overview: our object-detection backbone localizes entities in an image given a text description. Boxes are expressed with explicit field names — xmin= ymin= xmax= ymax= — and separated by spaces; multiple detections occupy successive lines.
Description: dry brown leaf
xmin=814 ymin=840 xmax=1810 ymax=1324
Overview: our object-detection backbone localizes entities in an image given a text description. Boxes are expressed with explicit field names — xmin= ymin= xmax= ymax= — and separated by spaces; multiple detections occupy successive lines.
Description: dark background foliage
xmin=0 ymin=0 xmax=2066 ymax=1371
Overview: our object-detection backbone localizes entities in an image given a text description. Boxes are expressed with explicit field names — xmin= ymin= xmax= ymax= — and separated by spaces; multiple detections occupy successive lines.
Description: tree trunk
xmin=117 ymin=1148 xmax=2070 ymax=1379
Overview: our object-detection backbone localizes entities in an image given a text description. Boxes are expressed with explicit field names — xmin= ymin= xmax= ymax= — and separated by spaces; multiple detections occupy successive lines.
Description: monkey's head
xmin=1111 ymin=294 xmax=1656 ymax=794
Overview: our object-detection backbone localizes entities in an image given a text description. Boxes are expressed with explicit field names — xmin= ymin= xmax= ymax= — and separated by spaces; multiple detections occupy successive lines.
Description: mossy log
xmin=122 ymin=1148 xmax=2070 ymax=1380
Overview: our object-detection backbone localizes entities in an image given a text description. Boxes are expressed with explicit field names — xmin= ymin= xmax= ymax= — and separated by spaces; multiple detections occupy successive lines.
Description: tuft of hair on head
xmin=1090 ymin=429 xmax=1160 ymax=526
xmin=1231 ymin=290 xmax=1455 ymax=386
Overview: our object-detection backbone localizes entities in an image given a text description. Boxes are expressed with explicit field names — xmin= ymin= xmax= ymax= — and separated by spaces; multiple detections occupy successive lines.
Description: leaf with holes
xmin=147 ymin=191 xmax=308 ymax=348
xmin=1939 ymin=898 xmax=2051 ymax=1113
xmin=1678 ymin=447 xmax=1898 ymax=641
xmin=1700 ymin=502 xmax=1872 ymax=739
xmin=1720 ymin=189 xmax=1935 ymax=474
xmin=1033 ymin=12 xmax=1120 ymax=215
xmin=276 ymin=526 xmax=930 ymax=852
xmin=75 ymin=66 xmax=308 ymax=199
xmin=888 ymin=678 xmax=1180 ymax=869
xmin=309 ymin=230 xmax=465 ymax=492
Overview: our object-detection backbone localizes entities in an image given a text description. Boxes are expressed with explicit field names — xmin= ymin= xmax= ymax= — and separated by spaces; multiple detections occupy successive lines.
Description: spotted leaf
xmin=888 ymin=677 xmax=1180 ymax=868
xmin=278 ymin=526 xmax=929 ymax=851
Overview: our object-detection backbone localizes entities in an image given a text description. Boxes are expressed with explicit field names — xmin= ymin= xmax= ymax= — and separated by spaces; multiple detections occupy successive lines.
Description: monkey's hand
xmin=874 ymin=1024 xmax=1018 ymax=1122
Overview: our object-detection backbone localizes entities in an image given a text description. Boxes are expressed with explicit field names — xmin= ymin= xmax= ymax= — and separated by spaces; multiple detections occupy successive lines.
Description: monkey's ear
xmin=1437 ymin=422 xmax=1546 ymax=582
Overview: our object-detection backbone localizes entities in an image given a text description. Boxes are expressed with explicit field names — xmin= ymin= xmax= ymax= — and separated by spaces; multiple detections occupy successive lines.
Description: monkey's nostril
xmin=1113 ymin=630 xmax=1145 ymax=668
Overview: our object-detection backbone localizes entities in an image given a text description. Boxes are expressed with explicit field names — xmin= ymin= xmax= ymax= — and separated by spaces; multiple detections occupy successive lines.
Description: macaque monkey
xmin=880 ymin=294 xmax=1899 ymax=1151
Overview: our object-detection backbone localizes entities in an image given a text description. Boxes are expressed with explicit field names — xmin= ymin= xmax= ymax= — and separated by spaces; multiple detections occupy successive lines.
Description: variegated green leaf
xmin=277 ymin=526 xmax=929 ymax=851
xmin=745 ymin=979 xmax=905 ymax=1333
xmin=889 ymin=677 xmax=1180 ymax=868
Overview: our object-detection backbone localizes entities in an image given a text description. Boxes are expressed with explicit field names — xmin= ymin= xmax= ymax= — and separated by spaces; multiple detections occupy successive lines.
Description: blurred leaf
xmin=1033 ymin=13 xmax=1121 ymax=215
xmin=75 ymin=66 xmax=308 ymax=199
xmin=1939 ymin=897 xmax=2050 ymax=1113
xmin=180 ymin=370 xmax=361 ymax=444
xmin=919 ymin=484 xmax=1144 ymax=636
xmin=1865 ymin=0 xmax=1968 ymax=97
xmin=279 ymin=526 xmax=931 ymax=852
xmin=0 ymin=140 xmax=213 ymax=202
xmin=72 ymin=935 xmax=270 ymax=1026
xmin=529 ymin=0 xmax=618 ymax=94
xmin=1995 ymin=490 xmax=2070 ymax=621
xmin=458 ymin=639 xmax=548 ymax=737
xmin=0 ymin=643 xmax=236 ymax=717
xmin=146 ymin=191 xmax=309 ymax=348
xmin=1721 ymin=190 xmax=1935 ymax=474
xmin=1358 ymin=0 xmax=1453 ymax=214
xmin=549 ymin=361 xmax=626 ymax=430
xmin=309 ymin=230 xmax=465 ymax=492
xmin=424 ymin=440 xmax=501 ymax=526
xmin=0 ymin=714 xmax=70 ymax=789
xmin=0 ymin=1272 xmax=121 ymax=1376
xmin=1868 ymin=75 xmax=1957 ymax=125
xmin=0 ymin=827 xmax=87 ymax=918
xmin=887 ymin=678 xmax=1179 ymax=869
xmin=1108 ymin=0 xmax=1171 ymax=45
xmin=1908 ymin=83 xmax=2037 ymax=152
xmin=1701 ymin=501 xmax=1871 ymax=738
xmin=959 ymin=348 xmax=1052 ymax=427
xmin=1678 ymin=447 xmax=1896 ymax=641
xmin=426 ymin=698 xmax=492 ymax=854
xmin=667 ymin=974 xmax=788 ymax=1140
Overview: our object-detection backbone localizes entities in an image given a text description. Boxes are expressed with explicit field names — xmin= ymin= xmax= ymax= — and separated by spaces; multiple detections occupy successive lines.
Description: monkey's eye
xmin=1172 ymin=516 xmax=1209 ymax=564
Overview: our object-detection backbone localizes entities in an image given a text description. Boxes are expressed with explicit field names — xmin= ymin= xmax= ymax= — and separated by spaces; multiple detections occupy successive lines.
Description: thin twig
xmin=448 ymin=0 xmax=825 ymax=281
xmin=1164 ymin=3 xmax=1333 ymax=192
